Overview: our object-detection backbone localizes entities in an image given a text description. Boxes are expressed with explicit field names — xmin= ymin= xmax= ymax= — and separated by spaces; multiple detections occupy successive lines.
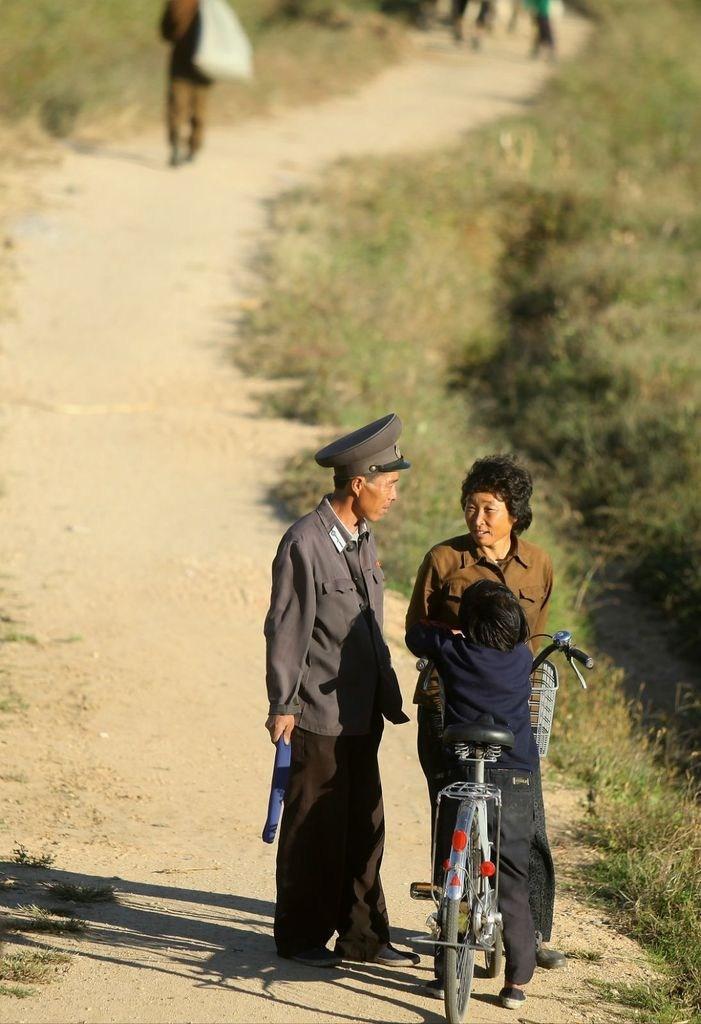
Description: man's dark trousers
xmin=275 ymin=718 xmax=390 ymax=960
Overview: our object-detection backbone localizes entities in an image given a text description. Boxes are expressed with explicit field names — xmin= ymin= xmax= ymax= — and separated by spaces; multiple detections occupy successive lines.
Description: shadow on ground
xmin=0 ymin=863 xmax=444 ymax=1023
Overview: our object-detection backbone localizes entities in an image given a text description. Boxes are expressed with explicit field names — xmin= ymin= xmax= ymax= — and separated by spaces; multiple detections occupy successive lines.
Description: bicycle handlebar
xmin=570 ymin=646 xmax=594 ymax=670
xmin=416 ymin=628 xmax=594 ymax=689
xmin=532 ymin=629 xmax=594 ymax=689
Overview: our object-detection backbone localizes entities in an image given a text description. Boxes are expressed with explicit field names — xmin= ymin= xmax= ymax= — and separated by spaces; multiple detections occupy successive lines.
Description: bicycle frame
xmin=417 ymin=748 xmax=503 ymax=953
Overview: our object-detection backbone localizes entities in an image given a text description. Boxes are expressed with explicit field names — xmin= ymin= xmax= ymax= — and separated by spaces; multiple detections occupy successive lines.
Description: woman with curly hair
xmin=405 ymin=454 xmax=565 ymax=994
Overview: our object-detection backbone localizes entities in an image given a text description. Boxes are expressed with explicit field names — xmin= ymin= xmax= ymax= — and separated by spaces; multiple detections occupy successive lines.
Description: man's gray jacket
xmin=264 ymin=498 xmax=409 ymax=735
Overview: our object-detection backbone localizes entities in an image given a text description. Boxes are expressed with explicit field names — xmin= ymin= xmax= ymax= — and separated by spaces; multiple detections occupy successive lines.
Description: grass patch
xmin=11 ymin=846 xmax=56 ymax=870
xmin=591 ymin=981 xmax=694 ymax=1024
xmin=0 ymin=948 xmax=70 ymax=984
xmin=42 ymin=881 xmax=116 ymax=904
xmin=565 ymin=948 xmax=604 ymax=964
xmin=0 ymin=1 xmax=407 ymax=136
xmin=0 ymin=631 xmax=38 ymax=646
xmin=0 ymin=690 xmax=28 ymax=715
xmin=44 ymin=906 xmax=77 ymax=918
xmin=2 ymin=905 xmax=87 ymax=935
xmin=0 ymin=983 xmax=34 ymax=999
xmin=0 ymin=625 xmax=32 ymax=716
xmin=240 ymin=1 xmax=701 ymax=1016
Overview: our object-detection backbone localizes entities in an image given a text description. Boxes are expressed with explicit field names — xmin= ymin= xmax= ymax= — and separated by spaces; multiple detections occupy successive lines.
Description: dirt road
xmin=0 ymin=14 xmax=652 ymax=1023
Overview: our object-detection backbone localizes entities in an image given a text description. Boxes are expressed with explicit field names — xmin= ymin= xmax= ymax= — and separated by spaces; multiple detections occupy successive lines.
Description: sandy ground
xmin=0 ymin=13 xmax=654 ymax=1024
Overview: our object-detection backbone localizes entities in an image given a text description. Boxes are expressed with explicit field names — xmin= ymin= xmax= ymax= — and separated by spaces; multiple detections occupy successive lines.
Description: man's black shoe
xmin=283 ymin=947 xmax=342 ymax=968
xmin=372 ymin=944 xmax=421 ymax=966
xmin=340 ymin=944 xmax=420 ymax=966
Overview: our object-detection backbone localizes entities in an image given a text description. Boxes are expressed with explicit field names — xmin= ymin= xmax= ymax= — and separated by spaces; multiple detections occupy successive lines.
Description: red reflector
xmin=452 ymin=829 xmax=468 ymax=852
xmin=480 ymin=861 xmax=496 ymax=878
xmin=443 ymin=859 xmax=451 ymax=870
xmin=449 ymin=874 xmax=461 ymax=889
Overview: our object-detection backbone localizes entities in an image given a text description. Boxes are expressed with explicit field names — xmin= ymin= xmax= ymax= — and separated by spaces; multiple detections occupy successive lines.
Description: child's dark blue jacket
xmin=406 ymin=622 xmax=538 ymax=772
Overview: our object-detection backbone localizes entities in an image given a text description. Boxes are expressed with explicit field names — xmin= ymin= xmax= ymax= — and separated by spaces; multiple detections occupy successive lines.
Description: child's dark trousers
xmin=434 ymin=764 xmax=537 ymax=985
xmin=419 ymin=705 xmax=554 ymax=942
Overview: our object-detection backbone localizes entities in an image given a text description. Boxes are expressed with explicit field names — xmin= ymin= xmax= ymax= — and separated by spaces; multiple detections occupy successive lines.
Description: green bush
xmin=0 ymin=0 xmax=404 ymax=130
xmin=269 ymin=0 xmax=366 ymax=23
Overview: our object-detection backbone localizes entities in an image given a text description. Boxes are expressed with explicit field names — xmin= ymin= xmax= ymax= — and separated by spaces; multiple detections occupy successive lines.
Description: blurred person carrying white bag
xmin=194 ymin=0 xmax=253 ymax=81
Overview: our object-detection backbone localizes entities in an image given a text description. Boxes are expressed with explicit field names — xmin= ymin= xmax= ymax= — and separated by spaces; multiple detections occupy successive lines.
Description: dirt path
xmin=0 ymin=14 xmax=653 ymax=1024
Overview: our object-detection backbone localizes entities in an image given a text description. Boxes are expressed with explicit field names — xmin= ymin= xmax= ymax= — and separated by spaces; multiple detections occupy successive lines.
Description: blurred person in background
xmin=416 ymin=0 xmax=440 ymax=29
xmin=160 ymin=0 xmax=212 ymax=166
xmin=451 ymin=0 xmax=493 ymax=48
xmin=525 ymin=0 xmax=556 ymax=60
xmin=508 ymin=0 xmax=523 ymax=31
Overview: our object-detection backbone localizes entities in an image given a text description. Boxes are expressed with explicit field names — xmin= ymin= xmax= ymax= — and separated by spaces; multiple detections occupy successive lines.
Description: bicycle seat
xmin=443 ymin=722 xmax=515 ymax=750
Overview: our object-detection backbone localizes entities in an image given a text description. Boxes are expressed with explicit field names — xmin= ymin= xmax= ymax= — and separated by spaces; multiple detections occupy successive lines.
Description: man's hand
xmin=265 ymin=714 xmax=296 ymax=745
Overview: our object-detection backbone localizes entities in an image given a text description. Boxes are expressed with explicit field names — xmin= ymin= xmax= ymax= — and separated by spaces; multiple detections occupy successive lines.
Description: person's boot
xmin=169 ymin=145 xmax=181 ymax=168
xmin=186 ymin=137 xmax=200 ymax=163
xmin=339 ymin=943 xmax=420 ymax=966
xmin=535 ymin=933 xmax=566 ymax=970
xmin=281 ymin=946 xmax=342 ymax=968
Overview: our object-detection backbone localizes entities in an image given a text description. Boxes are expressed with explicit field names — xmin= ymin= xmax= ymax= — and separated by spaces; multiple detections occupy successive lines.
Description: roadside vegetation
xmin=42 ymin=881 xmax=116 ymax=904
xmin=11 ymin=846 xmax=55 ymax=870
xmin=2 ymin=905 xmax=87 ymax=936
xmin=240 ymin=0 xmax=701 ymax=1017
xmin=0 ymin=0 xmax=407 ymax=137
xmin=0 ymin=948 xmax=70 ymax=988
xmin=0 ymin=862 xmax=106 ymax=1000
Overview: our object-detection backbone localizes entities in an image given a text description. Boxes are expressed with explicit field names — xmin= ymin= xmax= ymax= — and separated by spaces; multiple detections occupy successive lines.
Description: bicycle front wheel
xmin=443 ymin=805 xmax=480 ymax=1024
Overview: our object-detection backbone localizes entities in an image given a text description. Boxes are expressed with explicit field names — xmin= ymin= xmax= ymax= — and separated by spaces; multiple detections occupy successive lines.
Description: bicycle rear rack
xmin=438 ymin=781 xmax=500 ymax=802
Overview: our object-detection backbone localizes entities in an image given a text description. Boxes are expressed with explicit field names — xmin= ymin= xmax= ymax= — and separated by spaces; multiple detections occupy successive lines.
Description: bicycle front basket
xmin=529 ymin=659 xmax=559 ymax=758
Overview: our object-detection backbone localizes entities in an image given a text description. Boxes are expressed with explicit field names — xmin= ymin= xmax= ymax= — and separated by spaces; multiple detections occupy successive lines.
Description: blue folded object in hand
xmin=262 ymin=737 xmax=292 ymax=843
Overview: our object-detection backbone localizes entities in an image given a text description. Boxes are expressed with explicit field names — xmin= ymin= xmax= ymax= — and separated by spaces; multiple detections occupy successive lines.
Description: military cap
xmin=315 ymin=413 xmax=410 ymax=477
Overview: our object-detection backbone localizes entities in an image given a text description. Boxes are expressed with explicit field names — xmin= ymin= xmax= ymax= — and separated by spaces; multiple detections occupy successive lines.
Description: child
xmin=406 ymin=579 xmax=538 ymax=1011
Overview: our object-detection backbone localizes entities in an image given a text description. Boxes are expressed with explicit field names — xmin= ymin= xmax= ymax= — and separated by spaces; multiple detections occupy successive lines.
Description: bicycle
xmin=410 ymin=629 xmax=593 ymax=1024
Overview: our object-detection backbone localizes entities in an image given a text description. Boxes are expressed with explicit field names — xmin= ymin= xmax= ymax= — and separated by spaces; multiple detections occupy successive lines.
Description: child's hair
xmin=458 ymin=580 xmax=529 ymax=652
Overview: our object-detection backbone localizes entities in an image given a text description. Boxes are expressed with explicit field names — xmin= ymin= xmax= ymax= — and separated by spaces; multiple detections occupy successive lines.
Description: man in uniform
xmin=264 ymin=413 xmax=419 ymax=969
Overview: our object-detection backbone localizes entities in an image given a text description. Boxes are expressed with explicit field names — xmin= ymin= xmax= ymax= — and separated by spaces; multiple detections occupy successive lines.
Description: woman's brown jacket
xmin=406 ymin=532 xmax=553 ymax=707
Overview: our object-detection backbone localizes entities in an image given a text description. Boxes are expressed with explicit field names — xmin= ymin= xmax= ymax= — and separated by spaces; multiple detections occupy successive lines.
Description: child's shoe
xmin=424 ymin=977 xmax=444 ymax=999
xmin=499 ymin=985 xmax=527 ymax=1010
